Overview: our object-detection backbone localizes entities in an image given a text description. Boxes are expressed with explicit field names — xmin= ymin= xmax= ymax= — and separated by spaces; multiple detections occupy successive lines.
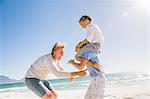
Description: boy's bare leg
xmin=76 ymin=57 xmax=99 ymax=68
xmin=68 ymin=56 xmax=100 ymax=71
xmin=68 ymin=58 xmax=89 ymax=70
xmin=76 ymin=57 xmax=100 ymax=71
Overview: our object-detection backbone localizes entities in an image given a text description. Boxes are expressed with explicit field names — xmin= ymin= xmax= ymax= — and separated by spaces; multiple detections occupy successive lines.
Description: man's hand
xmin=68 ymin=77 xmax=76 ymax=81
xmin=68 ymin=70 xmax=87 ymax=81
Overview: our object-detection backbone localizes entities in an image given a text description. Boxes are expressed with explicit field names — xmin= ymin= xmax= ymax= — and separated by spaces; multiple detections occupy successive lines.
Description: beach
xmin=1 ymin=0 xmax=149 ymax=98
xmin=0 ymin=72 xmax=150 ymax=99
xmin=0 ymin=80 xmax=150 ymax=99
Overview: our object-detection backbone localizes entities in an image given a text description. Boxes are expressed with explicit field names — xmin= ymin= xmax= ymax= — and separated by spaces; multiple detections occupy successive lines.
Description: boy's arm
xmin=75 ymin=39 xmax=89 ymax=51
xmin=76 ymin=39 xmax=89 ymax=48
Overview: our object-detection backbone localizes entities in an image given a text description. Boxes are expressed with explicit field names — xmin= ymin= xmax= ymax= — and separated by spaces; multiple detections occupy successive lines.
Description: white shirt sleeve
xmin=85 ymin=25 xmax=95 ymax=43
xmin=56 ymin=62 xmax=65 ymax=72
xmin=48 ymin=62 xmax=69 ymax=78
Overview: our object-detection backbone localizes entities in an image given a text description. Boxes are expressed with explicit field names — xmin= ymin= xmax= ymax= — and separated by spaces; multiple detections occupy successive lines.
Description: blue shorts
xmin=76 ymin=43 xmax=101 ymax=58
xmin=25 ymin=78 xmax=52 ymax=97
xmin=82 ymin=51 xmax=100 ymax=64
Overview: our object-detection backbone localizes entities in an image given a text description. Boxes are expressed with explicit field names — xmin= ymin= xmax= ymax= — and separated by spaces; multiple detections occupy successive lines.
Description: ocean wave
xmin=0 ymin=71 xmax=150 ymax=91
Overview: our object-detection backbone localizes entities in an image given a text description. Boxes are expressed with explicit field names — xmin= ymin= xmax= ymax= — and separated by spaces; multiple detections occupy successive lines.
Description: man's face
xmin=53 ymin=48 xmax=64 ymax=60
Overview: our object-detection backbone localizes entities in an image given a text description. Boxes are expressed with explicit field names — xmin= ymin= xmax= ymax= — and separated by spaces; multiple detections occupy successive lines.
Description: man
xmin=25 ymin=42 xmax=86 ymax=99
xmin=69 ymin=15 xmax=105 ymax=99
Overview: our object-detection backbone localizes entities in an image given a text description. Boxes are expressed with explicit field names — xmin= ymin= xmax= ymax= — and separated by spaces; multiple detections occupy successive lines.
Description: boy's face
xmin=79 ymin=19 xmax=90 ymax=28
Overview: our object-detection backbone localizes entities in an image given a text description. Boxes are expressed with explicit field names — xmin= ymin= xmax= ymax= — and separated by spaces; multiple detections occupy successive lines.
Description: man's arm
xmin=70 ymin=69 xmax=87 ymax=77
xmin=68 ymin=70 xmax=87 ymax=80
xmin=49 ymin=62 xmax=87 ymax=79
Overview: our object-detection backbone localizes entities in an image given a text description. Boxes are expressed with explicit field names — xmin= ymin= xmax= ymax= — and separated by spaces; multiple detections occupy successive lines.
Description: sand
xmin=0 ymin=81 xmax=150 ymax=99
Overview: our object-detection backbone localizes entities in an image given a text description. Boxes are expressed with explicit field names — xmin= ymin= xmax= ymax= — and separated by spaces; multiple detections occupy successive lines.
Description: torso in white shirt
xmin=25 ymin=54 xmax=68 ymax=80
xmin=85 ymin=23 xmax=104 ymax=44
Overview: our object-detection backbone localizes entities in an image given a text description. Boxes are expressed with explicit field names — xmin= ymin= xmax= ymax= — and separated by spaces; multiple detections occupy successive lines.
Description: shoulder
xmin=87 ymin=24 xmax=99 ymax=30
xmin=39 ymin=54 xmax=51 ymax=59
xmin=35 ymin=54 xmax=51 ymax=63
xmin=91 ymin=24 xmax=100 ymax=29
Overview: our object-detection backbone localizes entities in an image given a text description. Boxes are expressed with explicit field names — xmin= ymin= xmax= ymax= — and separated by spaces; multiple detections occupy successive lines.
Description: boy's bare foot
xmin=68 ymin=60 xmax=74 ymax=64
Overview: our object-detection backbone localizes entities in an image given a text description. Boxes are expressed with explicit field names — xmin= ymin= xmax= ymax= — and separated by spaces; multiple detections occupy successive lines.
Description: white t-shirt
xmin=25 ymin=54 xmax=69 ymax=80
xmin=86 ymin=23 xmax=104 ymax=44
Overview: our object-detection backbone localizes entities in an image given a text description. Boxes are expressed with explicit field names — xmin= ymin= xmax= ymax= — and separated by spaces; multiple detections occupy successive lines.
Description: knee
xmin=51 ymin=91 xmax=57 ymax=99
xmin=53 ymin=93 xmax=57 ymax=98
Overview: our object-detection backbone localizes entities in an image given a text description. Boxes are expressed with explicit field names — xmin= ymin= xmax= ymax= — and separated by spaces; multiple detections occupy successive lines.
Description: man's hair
xmin=51 ymin=42 xmax=66 ymax=55
xmin=79 ymin=15 xmax=92 ymax=23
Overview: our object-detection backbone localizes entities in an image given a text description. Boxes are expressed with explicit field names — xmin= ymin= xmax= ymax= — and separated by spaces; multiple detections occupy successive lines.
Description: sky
xmin=0 ymin=0 xmax=149 ymax=80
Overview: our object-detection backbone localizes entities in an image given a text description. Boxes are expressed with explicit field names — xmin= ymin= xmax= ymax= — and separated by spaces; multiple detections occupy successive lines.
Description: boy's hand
xmin=76 ymin=42 xmax=82 ymax=48
xmin=68 ymin=60 xmax=74 ymax=64
xmin=75 ymin=46 xmax=81 ymax=52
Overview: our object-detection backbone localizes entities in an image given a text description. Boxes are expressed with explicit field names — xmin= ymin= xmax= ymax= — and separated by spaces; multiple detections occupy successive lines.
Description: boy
xmin=68 ymin=15 xmax=104 ymax=71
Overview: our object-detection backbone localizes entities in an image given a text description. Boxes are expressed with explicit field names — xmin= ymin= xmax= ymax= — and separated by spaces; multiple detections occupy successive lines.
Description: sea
xmin=0 ymin=71 xmax=150 ymax=92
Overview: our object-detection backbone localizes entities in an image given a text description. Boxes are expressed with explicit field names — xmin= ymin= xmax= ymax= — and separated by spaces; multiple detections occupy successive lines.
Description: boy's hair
xmin=79 ymin=15 xmax=92 ymax=23
xmin=51 ymin=42 xmax=66 ymax=55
